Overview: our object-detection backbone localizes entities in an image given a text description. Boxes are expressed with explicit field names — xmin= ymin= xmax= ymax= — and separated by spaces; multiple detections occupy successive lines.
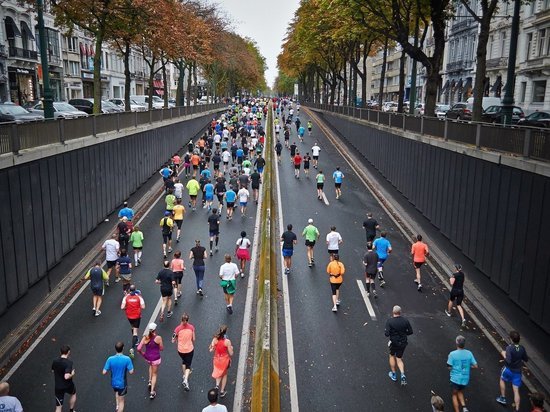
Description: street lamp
xmin=501 ymin=0 xmax=520 ymax=125
xmin=36 ymin=0 xmax=54 ymax=119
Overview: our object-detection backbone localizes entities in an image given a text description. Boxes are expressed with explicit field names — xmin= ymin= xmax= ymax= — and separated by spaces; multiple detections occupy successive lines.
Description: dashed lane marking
xmin=356 ymin=280 xmax=377 ymax=321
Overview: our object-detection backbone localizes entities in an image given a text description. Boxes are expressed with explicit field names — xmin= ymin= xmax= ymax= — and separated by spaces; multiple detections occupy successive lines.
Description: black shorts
xmin=55 ymin=383 xmax=76 ymax=406
xmin=305 ymin=239 xmax=316 ymax=247
xmin=213 ymin=164 xmax=220 ymax=170
xmin=414 ymin=261 xmax=424 ymax=269
xmin=366 ymin=272 xmax=377 ymax=279
xmin=193 ymin=165 xmax=198 ymax=170
xmin=178 ymin=350 xmax=194 ymax=367
xmin=313 ymin=156 xmax=319 ymax=160
xmin=328 ymin=249 xmax=338 ymax=255
xmin=162 ymin=233 xmax=172 ymax=243
xmin=294 ymin=165 xmax=300 ymax=169
xmin=133 ymin=246 xmax=142 ymax=250
xmin=91 ymin=287 xmax=103 ymax=297
xmin=237 ymin=158 xmax=243 ymax=164
xmin=450 ymin=290 xmax=464 ymax=305
xmin=389 ymin=343 xmax=407 ymax=358
xmin=317 ymin=183 xmax=324 ymax=189
xmin=128 ymin=317 xmax=141 ymax=328
xmin=174 ymin=219 xmax=183 ymax=229
xmin=107 ymin=260 xmax=117 ymax=269
xmin=226 ymin=202 xmax=235 ymax=208
xmin=252 ymin=184 xmax=259 ymax=190
xmin=174 ymin=272 xmax=184 ymax=284
xmin=450 ymin=382 xmax=467 ymax=391
xmin=335 ymin=183 xmax=342 ymax=188
xmin=330 ymin=283 xmax=342 ymax=295
xmin=190 ymin=194 xmax=197 ymax=200
xmin=304 ymin=163 xmax=310 ymax=169
xmin=209 ymin=230 xmax=219 ymax=237
xmin=113 ymin=386 xmax=128 ymax=396
xmin=161 ymin=288 xmax=173 ymax=297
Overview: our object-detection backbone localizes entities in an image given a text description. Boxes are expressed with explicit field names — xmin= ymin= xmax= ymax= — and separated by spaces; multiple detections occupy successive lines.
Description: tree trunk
xmin=361 ymin=42 xmax=368 ymax=106
xmin=92 ymin=33 xmax=104 ymax=114
xmin=147 ymin=56 xmax=156 ymax=111
xmin=192 ymin=62 xmax=198 ymax=105
xmin=315 ymin=72 xmax=320 ymax=103
xmin=472 ymin=17 xmax=491 ymax=121
xmin=162 ymin=59 xmax=168 ymax=108
xmin=123 ymin=40 xmax=131 ymax=112
xmin=378 ymin=37 xmax=388 ymax=109
xmin=186 ymin=64 xmax=192 ymax=106
xmin=342 ymin=64 xmax=348 ymax=106
xmin=176 ymin=61 xmax=185 ymax=107
xmin=397 ymin=51 xmax=406 ymax=112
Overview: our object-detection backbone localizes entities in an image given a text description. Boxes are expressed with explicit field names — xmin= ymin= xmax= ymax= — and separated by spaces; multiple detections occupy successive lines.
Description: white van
xmin=466 ymin=97 xmax=501 ymax=111
xmin=130 ymin=95 xmax=165 ymax=109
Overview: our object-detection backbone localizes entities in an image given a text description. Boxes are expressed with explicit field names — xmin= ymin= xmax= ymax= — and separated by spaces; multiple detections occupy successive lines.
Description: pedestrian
xmin=237 ymin=185 xmax=250 ymax=217
xmin=307 ymin=120 xmax=313 ymax=136
xmin=173 ymin=198 xmax=186 ymax=243
xmin=52 ymin=345 xmax=76 ymax=412
xmin=326 ymin=253 xmax=345 ymax=312
xmin=116 ymin=249 xmax=133 ymax=294
xmin=0 ymin=381 xmax=23 ymax=412
xmin=219 ymin=254 xmax=240 ymax=314
xmin=447 ymin=335 xmax=478 ymax=412
xmin=275 ymin=140 xmax=283 ymax=163
xmin=303 ymin=152 xmax=311 ymax=177
xmin=250 ymin=168 xmax=261 ymax=204
xmin=385 ymin=305 xmax=413 ymax=386
xmin=172 ymin=313 xmax=195 ymax=391
xmin=202 ymin=388 xmax=228 ymax=412
xmin=528 ymin=393 xmax=546 ymax=412
xmin=102 ymin=342 xmax=134 ymax=412
xmin=156 ymin=261 xmax=175 ymax=322
xmin=174 ymin=177 xmax=184 ymax=200
xmin=325 ymin=225 xmax=342 ymax=256
xmin=170 ymin=251 xmax=186 ymax=305
xmin=445 ymin=264 xmax=467 ymax=327
xmin=363 ymin=242 xmax=378 ymax=298
xmin=190 ymin=240 xmax=208 ymax=296
xmin=209 ymin=325 xmax=234 ymax=398
xmin=118 ymin=201 xmax=135 ymax=223
xmin=496 ymin=330 xmax=529 ymax=411
xmin=293 ymin=151 xmax=302 ymax=178
xmin=117 ymin=216 xmax=131 ymax=251
xmin=315 ymin=170 xmax=325 ymax=200
xmin=160 ymin=211 xmax=174 ymax=258
xmin=235 ymin=231 xmax=251 ymax=278
xmin=208 ymin=208 xmax=221 ymax=256
xmin=129 ymin=225 xmax=144 ymax=266
xmin=411 ymin=234 xmax=429 ymax=291
xmin=121 ymin=285 xmax=145 ymax=356
xmin=204 ymin=179 xmax=215 ymax=211
xmin=138 ymin=323 xmax=164 ymax=399
xmin=224 ymin=186 xmax=236 ymax=220
xmin=311 ymin=143 xmax=321 ymax=169
xmin=362 ymin=212 xmax=379 ymax=242
xmin=332 ymin=166 xmax=344 ymax=199
xmin=281 ymin=224 xmax=297 ymax=274
xmin=302 ymin=218 xmax=320 ymax=267
xmin=186 ymin=176 xmax=201 ymax=211
xmin=102 ymin=233 xmax=120 ymax=285
xmin=373 ymin=231 xmax=392 ymax=287
xmin=84 ymin=261 xmax=108 ymax=317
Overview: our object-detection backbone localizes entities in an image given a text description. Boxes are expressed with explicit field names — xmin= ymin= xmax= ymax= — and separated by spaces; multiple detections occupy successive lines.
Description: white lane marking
xmin=274 ymin=118 xmax=300 ymax=412
xmin=356 ymin=280 xmax=377 ymax=321
xmin=321 ymin=192 xmax=330 ymax=206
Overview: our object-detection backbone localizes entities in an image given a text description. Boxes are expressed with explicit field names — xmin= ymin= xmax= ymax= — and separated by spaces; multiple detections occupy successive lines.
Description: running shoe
xmin=413 ymin=279 xmax=419 ymax=284
xmin=92 ymin=307 xmax=96 ymax=312
xmin=159 ymin=312 xmax=165 ymax=323
xmin=174 ymin=299 xmax=178 ymax=306
xmin=210 ymin=250 xmax=213 ymax=256
xmin=336 ymin=300 xmax=341 ymax=306
xmin=388 ymin=371 xmax=397 ymax=382
xmin=168 ymin=247 xmax=173 ymax=253
xmin=379 ymin=280 xmax=386 ymax=287
xmin=372 ymin=290 xmax=377 ymax=298
xmin=137 ymin=259 xmax=141 ymax=264
xmin=149 ymin=391 xmax=156 ymax=399
xmin=226 ymin=306 xmax=231 ymax=313
xmin=241 ymin=272 xmax=245 ymax=278
xmin=462 ymin=407 xmax=469 ymax=412
xmin=461 ymin=319 xmax=467 ymax=328
xmin=183 ymin=381 xmax=190 ymax=391
xmin=332 ymin=305 xmax=337 ymax=312
xmin=167 ymin=311 xmax=173 ymax=318
xmin=177 ymin=292 xmax=182 ymax=298
xmin=219 ymin=390 xmax=227 ymax=398
xmin=95 ymin=310 xmax=102 ymax=317
xmin=401 ymin=375 xmax=407 ymax=386
xmin=228 ymin=306 xmax=233 ymax=315
xmin=163 ymin=254 xmax=167 ymax=259
xmin=308 ymin=262 xmax=312 ymax=268
xmin=129 ymin=348 xmax=134 ymax=359
xmin=115 ymin=277 xmax=121 ymax=283
xmin=495 ymin=396 xmax=507 ymax=405
xmin=445 ymin=309 xmax=451 ymax=317
xmin=417 ymin=284 xmax=422 ymax=291
xmin=284 ymin=268 xmax=290 ymax=274
xmin=198 ymin=289 xmax=204 ymax=296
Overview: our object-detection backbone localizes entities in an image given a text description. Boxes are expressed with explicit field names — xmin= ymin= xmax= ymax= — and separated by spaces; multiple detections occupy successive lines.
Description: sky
xmin=214 ymin=0 xmax=301 ymax=88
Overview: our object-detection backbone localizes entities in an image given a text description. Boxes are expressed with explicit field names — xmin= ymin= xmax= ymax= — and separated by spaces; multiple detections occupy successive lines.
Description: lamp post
xmin=36 ymin=0 xmax=54 ymax=119
xmin=409 ymin=15 xmax=419 ymax=115
xmin=501 ymin=0 xmax=520 ymax=125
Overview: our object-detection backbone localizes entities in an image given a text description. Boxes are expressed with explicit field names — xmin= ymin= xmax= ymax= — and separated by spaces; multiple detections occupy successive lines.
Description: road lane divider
xmin=356 ymin=280 xmax=377 ymax=321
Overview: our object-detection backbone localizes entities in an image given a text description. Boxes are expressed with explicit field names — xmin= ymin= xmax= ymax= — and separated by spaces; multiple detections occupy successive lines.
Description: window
xmin=67 ymin=36 xmax=77 ymax=52
xmin=489 ymin=35 xmax=494 ymax=58
xmin=70 ymin=61 xmax=79 ymax=75
xmin=538 ymin=28 xmax=547 ymax=56
xmin=545 ymin=0 xmax=550 ymax=11
xmin=526 ymin=33 xmax=533 ymax=60
xmin=532 ymin=80 xmax=547 ymax=103
xmin=501 ymin=31 xmax=507 ymax=57
xmin=520 ymin=82 xmax=527 ymax=102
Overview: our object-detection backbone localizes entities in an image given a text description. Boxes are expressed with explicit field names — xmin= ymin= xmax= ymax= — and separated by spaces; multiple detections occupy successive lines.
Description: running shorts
xmin=178 ymin=350 xmax=194 ymax=368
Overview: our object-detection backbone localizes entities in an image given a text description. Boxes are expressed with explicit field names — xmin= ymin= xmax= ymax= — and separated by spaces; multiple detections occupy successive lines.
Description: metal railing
xmin=306 ymin=103 xmax=550 ymax=162
xmin=8 ymin=47 xmax=38 ymax=60
xmin=0 ymin=103 xmax=225 ymax=155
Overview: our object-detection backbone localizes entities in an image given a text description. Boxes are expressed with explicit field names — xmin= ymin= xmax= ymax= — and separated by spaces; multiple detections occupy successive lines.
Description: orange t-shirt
xmin=174 ymin=323 xmax=194 ymax=353
xmin=411 ymin=241 xmax=429 ymax=262
xmin=326 ymin=260 xmax=345 ymax=284
xmin=191 ymin=154 xmax=200 ymax=166
xmin=198 ymin=139 xmax=205 ymax=148
xmin=170 ymin=258 xmax=185 ymax=272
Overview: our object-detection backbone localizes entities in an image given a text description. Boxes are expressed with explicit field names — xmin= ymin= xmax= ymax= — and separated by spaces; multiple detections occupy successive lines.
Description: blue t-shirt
xmin=204 ymin=183 xmax=214 ymax=197
xmin=373 ymin=237 xmax=392 ymax=260
xmin=116 ymin=256 xmax=132 ymax=275
xmin=118 ymin=207 xmax=134 ymax=221
xmin=161 ymin=167 xmax=171 ymax=178
xmin=225 ymin=190 xmax=236 ymax=203
xmin=200 ymin=169 xmax=212 ymax=180
xmin=298 ymin=126 xmax=305 ymax=136
xmin=333 ymin=170 xmax=344 ymax=183
xmin=104 ymin=354 xmax=133 ymax=389
xmin=236 ymin=149 xmax=244 ymax=158
xmin=447 ymin=349 xmax=477 ymax=386
xmin=221 ymin=141 xmax=228 ymax=150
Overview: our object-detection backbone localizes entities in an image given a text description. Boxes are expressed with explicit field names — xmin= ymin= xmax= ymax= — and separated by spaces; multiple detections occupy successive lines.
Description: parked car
xmin=414 ymin=103 xmax=425 ymax=116
xmin=28 ymin=101 xmax=88 ymax=119
xmin=68 ymin=98 xmax=122 ymax=114
xmin=108 ymin=98 xmax=146 ymax=112
xmin=435 ymin=104 xmax=450 ymax=119
xmin=386 ymin=102 xmax=399 ymax=112
xmin=466 ymin=96 xmax=501 ymax=111
xmin=0 ymin=102 xmax=44 ymax=123
xmin=445 ymin=102 xmax=472 ymax=121
xmin=517 ymin=111 xmax=550 ymax=128
xmin=480 ymin=105 xmax=525 ymax=124
xmin=130 ymin=95 xmax=165 ymax=109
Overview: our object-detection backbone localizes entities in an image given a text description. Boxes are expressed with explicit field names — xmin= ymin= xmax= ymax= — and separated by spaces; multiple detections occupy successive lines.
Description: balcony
xmin=0 ymin=45 xmax=7 ymax=58
xmin=450 ymin=19 xmax=476 ymax=33
xmin=9 ymin=47 xmax=38 ymax=60
xmin=486 ymin=57 xmax=508 ymax=69
xmin=446 ymin=59 xmax=474 ymax=72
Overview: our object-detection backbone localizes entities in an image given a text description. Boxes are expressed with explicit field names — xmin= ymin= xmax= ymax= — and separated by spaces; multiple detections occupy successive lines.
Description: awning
xmin=153 ymin=79 xmax=164 ymax=89
xmin=490 ymin=76 xmax=502 ymax=92
xmin=4 ymin=16 xmax=21 ymax=38
xmin=441 ymin=80 xmax=450 ymax=93
xmin=20 ymin=21 xmax=34 ymax=40
xmin=457 ymin=78 xmax=463 ymax=89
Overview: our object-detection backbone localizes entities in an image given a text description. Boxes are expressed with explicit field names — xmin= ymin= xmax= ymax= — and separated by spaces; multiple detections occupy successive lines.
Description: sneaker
xmin=129 ymin=348 xmax=135 ymax=359
xmin=92 ymin=307 xmax=96 ymax=312
xmin=336 ymin=300 xmax=341 ymax=306
xmin=149 ymin=391 xmax=156 ymax=399
xmin=311 ymin=257 xmax=314 ymax=263
xmin=168 ymin=247 xmax=173 ymax=253
xmin=167 ymin=311 xmax=173 ymax=318
xmin=461 ymin=319 xmax=467 ymax=328
xmin=379 ymin=280 xmax=386 ymax=287
xmin=215 ymin=246 xmax=219 ymax=252
xmin=462 ymin=407 xmax=469 ymax=412
xmin=115 ymin=277 xmax=121 ymax=283
xmin=284 ymin=268 xmax=290 ymax=274
xmin=496 ymin=396 xmax=507 ymax=405
xmin=372 ymin=290 xmax=378 ymax=298
xmin=413 ymin=279 xmax=419 ymax=284
xmin=174 ymin=299 xmax=178 ymax=306
xmin=177 ymin=292 xmax=182 ymax=298
xmin=366 ymin=292 xmax=370 ymax=297
xmin=308 ymin=262 xmax=312 ymax=268
xmin=182 ymin=381 xmax=190 ymax=391
xmin=219 ymin=390 xmax=227 ymax=398
xmin=228 ymin=306 xmax=233 ymax=315
xmin=417 ymin=284 xmax=422 ymax=291
xmin=445 ymin=309 xmax=451 ymax=317
xmin=226 ymin=306 xmax=231 ymax=313
xmin=163 ymin=254 xmax=167 ymax=259
xmin=210 ymin=250 xmax=213 ymax=256
xmin=401 ymin=375 xmax=407 ymax=386
xmin=105 ymin=281 xmax=110 ymax=287
xmin=388 ymin=371 xmax=397 ymax=382
xmin=176 ymin=237 xmax=180 ymax=243
xmin=188 ymin=201 xmax=192 ymax=207
xmin=95 ymin=310 xmax=101 ymax=317
xmin=332 ymin=305 xmax=337 ymax=312
xmin=241 ymin=272 xmax=245 ymax=278
xmin=198 ymin=289 xmax=204 ymax=296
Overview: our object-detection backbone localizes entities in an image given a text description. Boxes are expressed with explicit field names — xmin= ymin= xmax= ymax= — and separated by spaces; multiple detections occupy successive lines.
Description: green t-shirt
xmin=186 ymin=179 xmax=200 ymax=196
xmin=129 ymin=231 xmax=144 ymax=248
xmin=302 ymin=225 xmax=319 ymax=241
xmin=316 ymin=173 xmax=325 ymax=183
xmin=242 ymin=159 xmax=252 ymax=168
xmin=165 ymin=194 xmax=176 ymax=210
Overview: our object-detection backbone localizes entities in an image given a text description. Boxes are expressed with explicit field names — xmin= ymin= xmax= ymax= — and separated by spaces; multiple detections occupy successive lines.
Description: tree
xmin=274 ymin=72 xmax=297 ymax=96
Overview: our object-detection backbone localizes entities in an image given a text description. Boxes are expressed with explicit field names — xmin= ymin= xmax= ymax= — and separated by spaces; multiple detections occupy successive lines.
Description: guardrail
xmin=0 ymin=103 xmax=225 ymax=155
xmin=306 ymin=103 xmax=550 ymax=162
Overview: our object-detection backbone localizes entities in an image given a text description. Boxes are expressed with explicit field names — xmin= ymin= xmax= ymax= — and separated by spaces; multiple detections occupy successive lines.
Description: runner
xmin=224 ymin=186 xmax=237 ymax=220
xmin=116 ymin=249 xmax=133 ymax=294
xmin=209 ymin=325 xmax=234 ymax=398
xmin=172 ymin=313 xmax=195 ymax=391
xmin=411 ymin=234 xmax=429 ymax=291
xmin=298 ymin=124 xmax=306 ymax=143
xmin=293 ymin=151 xmax=302 ymax=179
xmin=284 ymin=127 xmax=290 ymax=148
xmin=190 ymin=152 xmax=201 ymax=178
xmin=250 ymin=169 xmax=261 ymax=204
xmin=208 ymin=209 xmax=221 ymax=256
xmin=173 ymin=177 xmax=184 ymax=200
xmin=281 ymin=224 xmax=297 ymax=274
xmin=155 ymin=261 xmax=175 ymax=322
xmin=0 ymin=382 xmax=23 ymax=412
xmin=237 ymin=185 xmax=250 ymax=217
xmin=102 ymin=233 xmax=120 ymax=285
xmin=218 ymin=254 xmax=240 ymax=314
xmin=118 ymin=201 xmax=134 ymax=222
xmin=363 ymin=242 xmax=379 ymax=298
xmin=212 ymin=151 xmax=222 ymax=177
xmin=185 ymin=176 xmax=200 ymax=209
xmin=137 ymin=323 xmax=164 ymax=399
xmin=160 ymin=211 xmax=174 ymax=259
xmin=316 ymin=170 xmax=325 ymax=200
xmin=202 ymin=388 xmax=228 ymax=412
xmin=362 ymin=212 xmax=380 ymax=242
xmin=172 ymin=152 xmax=181 ymax=173
xmin=447 ymin=335 xmax=478 ymax=412
xmin=214 ymin=178 xmax=226 ymax=214
xmin=254 ymin=154 xmax=265 ymax=175
xmin=290 ymin=142 xmax=297 ymax=161
xmin=121 ymin=284 xmax=145 ymax=356
xmin=496 ymin=331 xmax=529 ymax=410
xmin=117 ymin=216 xmax=131 ymax=251
xmin=326 ymin=226 xmax=343 ymax=256
xmin=173 ymin=199 xmax=186 ymax=243
xmin=307 ymin=120 xmax=313 ymax=136
xmin=275 ymin=140 xmax=283 ymax=163
xmin=303 ymin=152 xmax=311 ymax=177
xmin=189 ymin=240 xmax=208 ymax=296
xmin=332 ymin=166 xmax=344 ymax=199
xmin=235 ymin=231 xmax=251 ymax=278
xmin=302 ymin=218 xmax=320 ymax=268
xmin=385 ymin=305 xmax=413 ymax=386
xmin=204 ymin=179 xmax=215 ymax=211
xmin=183 ymin=152 xmax=191 ymax=178
xmin=373 ymin=231 xmax=392 ymax=287
xmin=326 ymin=254 xmax=345 ymax=312
xmin=52 ymin=345 xmax=76 ymax=412
xmin=170 ymin=251 xmax=186 ymax=304
xmin=445 ymin=264 xmax=466 ymax=327
xmin=102 ymin=342 xmax=134 ymax=412
xmin=129 ymin=225 xmax=144 ymax=266
xmin=84 ymin=261 xmax=108 ymax=317
xmin=311 ymin=142 xmax=321 ymax=168
xmin=221 ymin=149 xmax=231 ymax=174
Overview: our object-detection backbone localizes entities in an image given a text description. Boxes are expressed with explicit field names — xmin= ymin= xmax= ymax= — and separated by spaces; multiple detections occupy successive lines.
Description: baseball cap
xmin=308 ymin=218 xmax=313 ymax=224
xmin=148 ymin=322 xmax=157 ymax=331
xmin=164 ymin=211 xmax=171 ymax=216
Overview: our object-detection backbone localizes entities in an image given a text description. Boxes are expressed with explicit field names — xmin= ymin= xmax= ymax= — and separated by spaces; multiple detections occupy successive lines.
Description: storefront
xmin=8 ymin=67 xmax=36 ymax=105
xmin=64 ymin=80 xmax=82 ymax=100
xmin=82 ymin=71 xmax=93 ymax=97
xmin=37 ymin=65 xmax=63 ymax=101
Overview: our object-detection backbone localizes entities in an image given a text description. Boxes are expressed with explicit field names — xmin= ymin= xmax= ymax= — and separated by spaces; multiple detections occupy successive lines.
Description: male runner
xmin=102 ymin=342 xmax=134 ymax=412
xmin=332 ymin=167 xmax=344 ymax=199
xmin=445 ymin=264 xmax=466 ymax=327
xmin=302 ymin=218 xmax=320 ymax=267
xmin=84 ymin=261 xmax=108 ymax=317
xmin=160 ymin=211 xmax=174 ymax=259
xmin=52 ymin=345 xmax=76 ymax=412
xmin=281 ymin=224 xmax=297 ymax=274
xmin=102 ymin=233 xmax=120 ymax=285
xmin=373 ymin=231 xmax=392 ymax=287
xmin=186 ymin=176 xmax=200 ymax=211
xmin=363 ymin=242 xmax=379 ymax=297
xmin=311 ymin=143 xmax=321 ymax=169
xmin=121 ymin=285 xmax=145 ymax=356
xmin=208 ymin=208 xmax=221 ymax=256
xmin=385 ymin=305 xmax=413 ymax=386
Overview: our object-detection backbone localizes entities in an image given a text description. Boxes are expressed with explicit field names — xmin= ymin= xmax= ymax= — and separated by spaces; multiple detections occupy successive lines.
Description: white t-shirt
xmin=219 ymin=262 xmax=239 ymax=280
xmin=242 ymin=167 xmax=251 ymax=176
xmin=222 ymin=151 xmax=231 ymax=162
xmin=312 ymin=145 xmax=321 ymax=156
xmin=103 ymin=239 xmax=120 ymax=261
xmin=222 ymin=129 xmax=230 ymax=138
xmin=237 ymin=188 xmax=250 ymax=202
xmin=173 ymin=183 xmax=184 ymax=198
xmin=202 ymin=404 xmax=228 ymax=412
xmin=326 ymin=231 xmax=342 ymax=250
xmin=275 ymin=124 xmax=281 ymax=132
xmin=236 ymin=237 xmax=251 ymax=249
xmin=0 ymin=396 xmax=23 ymax=412
xmin=214 ymin=134 xmax=221 ymax=143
